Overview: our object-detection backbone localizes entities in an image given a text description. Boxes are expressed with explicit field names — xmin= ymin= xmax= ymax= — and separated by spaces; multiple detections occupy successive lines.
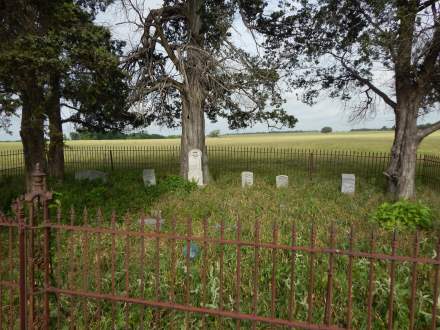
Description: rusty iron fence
xmin=1 ymin=166 xmax=440 ymax=329
xmin=1 ymin=146 xmax=440 ymax=188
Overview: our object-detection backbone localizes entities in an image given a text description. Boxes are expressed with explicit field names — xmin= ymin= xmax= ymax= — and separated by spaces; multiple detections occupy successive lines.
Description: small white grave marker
xmin=276 ymin=175 xmax=288 ymax=188
xmin=188 ymin=149 xmax=203 ymax=186
xmin=341 ymin=174 xmax=355 ymax=194
xmin=241 ymin=171 xmax=254 ymax=188
xmin=138 ymin=218 xmax=165 ymax=229
xmin=75 ymin=170 xmax=108 ymax=183
xmin=142 ymin=169 xmax=156 ymax=186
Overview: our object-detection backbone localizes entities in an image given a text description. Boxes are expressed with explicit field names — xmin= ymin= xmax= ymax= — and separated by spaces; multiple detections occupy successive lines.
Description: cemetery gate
xmin=2 ymin=165 xmax=440 ymax=329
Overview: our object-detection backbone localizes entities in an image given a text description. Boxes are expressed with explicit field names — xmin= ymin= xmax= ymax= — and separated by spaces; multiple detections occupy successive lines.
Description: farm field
xmin=1 ymin=131 xmax=440 ymax=153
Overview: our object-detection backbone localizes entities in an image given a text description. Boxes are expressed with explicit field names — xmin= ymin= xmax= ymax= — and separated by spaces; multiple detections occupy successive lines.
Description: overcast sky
xmin=1 ymin=0 xmax=438 ymax=141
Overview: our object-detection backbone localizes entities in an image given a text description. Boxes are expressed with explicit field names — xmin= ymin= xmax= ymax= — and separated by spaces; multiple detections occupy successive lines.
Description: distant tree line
xmin=351 ymin=124 xmax=435 ymax=132
xmin=225 ymin=130 xmax=319 ymax=136
xmin=69 ymin=130 xmax=181 ymax=140
xmin=351 ymin=126 xmax=394 ymax=132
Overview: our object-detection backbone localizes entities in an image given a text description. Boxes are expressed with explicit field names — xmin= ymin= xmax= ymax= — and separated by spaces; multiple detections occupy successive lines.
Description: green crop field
xmin=1 ymin=131 xmax=440 ymax=153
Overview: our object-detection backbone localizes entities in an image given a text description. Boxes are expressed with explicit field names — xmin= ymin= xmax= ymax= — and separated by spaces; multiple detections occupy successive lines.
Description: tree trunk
xmin=180 ymin=84 xmax=208 ymax=183
xmin=47 ymin=75 xmax=64 ymax=181
xmin=386 ymin=98 xmax=419 ymax=200
xmin=20 ymin=86 xmax=47 ymax=190
xmin=179 ymin=0 xmax=209 ymax=184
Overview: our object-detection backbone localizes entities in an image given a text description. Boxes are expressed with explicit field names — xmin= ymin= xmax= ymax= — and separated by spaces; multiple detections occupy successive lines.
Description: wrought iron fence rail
xmin=1 ymin=166 xmax=440 ymax=330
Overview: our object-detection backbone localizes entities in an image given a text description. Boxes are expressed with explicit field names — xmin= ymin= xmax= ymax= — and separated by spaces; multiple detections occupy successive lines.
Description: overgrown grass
xmin=2 ymin=169 xmax=439 ymax=224
xmin=1 ymin=171 xmax=440 ymax=328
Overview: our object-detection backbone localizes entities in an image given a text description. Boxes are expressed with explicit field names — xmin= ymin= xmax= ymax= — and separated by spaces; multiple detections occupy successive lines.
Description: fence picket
xmin=1 ymin=146 xmax=440 ymax=191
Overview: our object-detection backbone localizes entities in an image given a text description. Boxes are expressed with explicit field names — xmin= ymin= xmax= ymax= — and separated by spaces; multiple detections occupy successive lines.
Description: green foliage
xmin=0 ymin=176 xmax=24 ymax=215
xmin=40 ymin=172 xmax=197 ymax=219
xmin=2 ymin=169 xmax=440 ymax=327
xmin=208 ymin=129 xmax=221 ymax=138
xmin=371 ymin=200 xmax=433 ymax=230
xmin=0 ymin=0 xmax=137 ymax=137
xmin=124 ymin=0 xmax=297 ymax=131
xmin=256 ymin=0 xmax=439 ymax=119
xmin=156 ymin=175 xmax=197 ymax=194
xmin=70 ymin=130 xmax=166 ymax=140
xmin=321 ymin=126 xmax=332 ymax=134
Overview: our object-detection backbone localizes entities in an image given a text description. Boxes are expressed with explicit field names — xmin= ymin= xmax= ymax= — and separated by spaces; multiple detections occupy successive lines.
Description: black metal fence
xmin=1 ymin=146 xmax=439 ymax=188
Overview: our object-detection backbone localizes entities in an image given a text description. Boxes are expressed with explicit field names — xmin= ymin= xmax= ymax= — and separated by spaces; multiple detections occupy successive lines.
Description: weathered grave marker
xmin=75 ymin=170 xmax=108 ymax=183
xmin=183 ymin=242 xmax=200 ymax=260
xmin=188 ymin=149 xmax=203 ymax=186
xmin=241 ymin=171 xmax=254 ymax=188
xmin=138 ymin=217 xmax=164 ymax=230
xmin=341 ymin=174 xmax=355 ymax=194
xmin=276 ymin=175 xmax=288 ymax=188
xmin=142 ymin=169 xmax=156 ymax=186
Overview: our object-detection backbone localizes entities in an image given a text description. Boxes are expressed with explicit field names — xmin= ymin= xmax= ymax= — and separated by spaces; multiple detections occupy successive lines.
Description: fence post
xmin=109 ymin=149 xmax=114 ymax=171
xmin=15 ymin=199 xmax=26 ymax=330
xmin=308 ymin=151 xmax=315 ymax=180
xmin=422 ymin=154 xmax=427 ymax=184
xmin=24 ymin=163 xmax=53 ymax=329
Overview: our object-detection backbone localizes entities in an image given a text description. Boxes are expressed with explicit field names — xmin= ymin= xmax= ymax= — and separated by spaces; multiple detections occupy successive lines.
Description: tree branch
xmin=143 ymin=7 xmax=185 ymax=70
xmin=418 ymin=15 xmax=440 ymax=89
xmin=60 ymin=103 xmax=80 ymax=112
xmin=418 ymin=0 xmax=440 ymax=12
xmin=417 ymin=120 xmax=440 ymax=140
xmin=130 ymin=77 xmax=184 ymax=103
xmin=61 ymin=114 xmax=82 ymax=124
xmin=334 ymin=55 xmax=397 ymax=109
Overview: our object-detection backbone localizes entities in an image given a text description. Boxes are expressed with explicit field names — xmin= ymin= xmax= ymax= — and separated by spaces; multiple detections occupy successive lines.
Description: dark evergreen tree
xmin=0 ymin=0 xmax=137 ymax=184
xmin=254 ymin=0 xmax=440 ymax=199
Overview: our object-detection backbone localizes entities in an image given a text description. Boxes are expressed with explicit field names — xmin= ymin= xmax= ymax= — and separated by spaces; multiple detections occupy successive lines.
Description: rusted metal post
xmin=16 ymin=199 xmax=27 ymax=330
xmin=43 ymin=197 xmax=51 ymax=329
xmin=24 ymin=163 xmax=53 ymax=330
xmin=431 ymin=237 xmax=440 ymax=330
xmin=409 ymin=232 xmax=419 ymax=330
xmin=324 ymin=223 xmax=336 ymax=325
xmin=308 ymin=151 xmax=315 ymax=180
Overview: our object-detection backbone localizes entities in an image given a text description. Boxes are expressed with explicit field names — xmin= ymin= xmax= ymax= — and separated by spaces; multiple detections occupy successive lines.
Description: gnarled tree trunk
xmin=179 ymin=0 xmax=210 ymax=184
xmin=47 ymin=75 xmax=64 ymax=181
xmin=20 ymin=85 xmax=47 ymax=190
xmin=180 ymin=82 xmax=209 ymax=183
xmin=386 ymin=95 xmax=419 ymax=200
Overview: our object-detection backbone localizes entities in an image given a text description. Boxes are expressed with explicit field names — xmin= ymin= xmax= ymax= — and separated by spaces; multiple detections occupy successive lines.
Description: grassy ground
xmin=1 ymin=171 xmax=440 ymax=328
xmin=1 ymin=131 xmax=440 ymax=153
xmin=1 ymin=130 xmax=440 ymax=328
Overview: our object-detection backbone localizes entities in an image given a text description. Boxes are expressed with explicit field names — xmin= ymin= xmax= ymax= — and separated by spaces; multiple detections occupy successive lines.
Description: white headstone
xmin=241 ymin=171 xmax=254 ymax=188
xmin=143 ymin=169 xmax=156 ymax=186
xmin=75 ymin=170 xmax=108 ymax=183
xmin=276 ymin=175 xmax=288 ymax=188
xmin=139 ymin=217 xmax=164 ymax=229
xmin=341 ymin=174 xmax=355 ymax=194
xmin=188 ymin=149 xmax=203 ymax=186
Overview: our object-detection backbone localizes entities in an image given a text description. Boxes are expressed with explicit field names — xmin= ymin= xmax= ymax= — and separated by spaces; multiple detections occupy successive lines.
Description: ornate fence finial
xmin=25 ymin=163 xmax=52 ymax=203
xmin=31 ymin=163 xmax=47 ymax=193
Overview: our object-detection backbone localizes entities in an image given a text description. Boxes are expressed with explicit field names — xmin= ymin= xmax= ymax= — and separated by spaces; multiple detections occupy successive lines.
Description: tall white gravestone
xmin=276 ymin=175 xmax=288 ymax=188
xmin=241 ymin=171 xmax=254 ymax=188
xmin=341 ymin=174 xmax=355 ymax=194
xmin=188 ymin=149 xmax=203 ymax=186
xmin=143 ymin=169 xmax=156 ymax=186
